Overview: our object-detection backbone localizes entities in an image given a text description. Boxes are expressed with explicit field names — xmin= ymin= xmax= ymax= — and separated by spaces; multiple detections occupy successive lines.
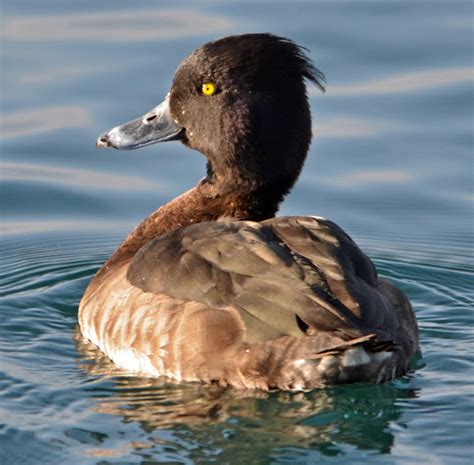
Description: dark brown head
xmin=97 ymin=33 xmax=324 ymax=207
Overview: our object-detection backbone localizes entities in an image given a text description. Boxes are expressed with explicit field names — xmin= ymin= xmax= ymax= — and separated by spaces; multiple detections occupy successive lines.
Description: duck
xmin=79 ymin=33 xmax=419 ymax=391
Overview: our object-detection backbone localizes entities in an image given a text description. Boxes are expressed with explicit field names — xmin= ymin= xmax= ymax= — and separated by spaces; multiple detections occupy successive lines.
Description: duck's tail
xmin=215 ymin=333 xmax=404 ymax=391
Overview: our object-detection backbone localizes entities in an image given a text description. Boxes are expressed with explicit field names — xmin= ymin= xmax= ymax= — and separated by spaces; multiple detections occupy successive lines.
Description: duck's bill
xmin=96 ymin=96 xmax=183 ymax=150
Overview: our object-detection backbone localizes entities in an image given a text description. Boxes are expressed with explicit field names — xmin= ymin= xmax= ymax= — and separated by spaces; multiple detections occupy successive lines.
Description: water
xmin=1 ymin=1 xmax=473 ymax=464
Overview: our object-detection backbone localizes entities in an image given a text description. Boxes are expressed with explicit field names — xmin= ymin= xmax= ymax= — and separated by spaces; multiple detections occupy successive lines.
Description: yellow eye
xmin=202 ymin=82 xmax=217 ymax=96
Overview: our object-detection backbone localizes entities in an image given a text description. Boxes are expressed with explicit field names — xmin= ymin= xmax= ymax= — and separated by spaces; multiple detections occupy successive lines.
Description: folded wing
xmin=127 ymin=216 xmax=399 ymax=345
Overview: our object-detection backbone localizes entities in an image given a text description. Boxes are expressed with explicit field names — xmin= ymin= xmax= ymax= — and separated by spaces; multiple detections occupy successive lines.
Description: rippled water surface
xmin=1 ymin=1 xmax=473 ymax=464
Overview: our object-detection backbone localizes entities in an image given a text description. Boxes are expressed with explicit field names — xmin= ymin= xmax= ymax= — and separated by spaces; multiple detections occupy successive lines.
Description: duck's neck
xmin=106 ymin=175 xmax=283 ymax=267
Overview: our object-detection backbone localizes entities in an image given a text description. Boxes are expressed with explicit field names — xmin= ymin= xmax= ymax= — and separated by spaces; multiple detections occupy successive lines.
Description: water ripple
xmin=1 ymin=162 xmax=156 ymax=190
xmin=0 ymin=227 xmax=472 ymax=463
xmin=310 ymin=66 xmax=473 ymax=97
xmin=0 ymin=106 xmax=90 ymax=139
xmin=2 ymin=9 xmax=233 ymax=42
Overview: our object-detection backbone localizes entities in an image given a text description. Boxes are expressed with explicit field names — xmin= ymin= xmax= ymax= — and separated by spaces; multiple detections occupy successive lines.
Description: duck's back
xmin=79 ymin=216 xmax=418 ymax=390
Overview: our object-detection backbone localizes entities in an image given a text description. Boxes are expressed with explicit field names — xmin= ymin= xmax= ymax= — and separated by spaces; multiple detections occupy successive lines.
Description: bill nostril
xmin=146 ymin=114 xmax=157 ymax=122
xmin=96 ymin=134 xmax=110 ymax=148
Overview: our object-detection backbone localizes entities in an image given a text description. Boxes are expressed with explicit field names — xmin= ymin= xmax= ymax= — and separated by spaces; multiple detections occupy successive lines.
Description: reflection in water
xmin=1 ymin=220 xmax=131 ymax=236
xmin=327 ymin=170 xmax=414 ymax=188
xmin=310 ymin=66 xmax=473 ymax=97
xmin=2 ymin=162 xmax=156 ymax=191
xmin=18 ymin=65 xmax=106 ymax=85
xmin=313 ymin=117 xmax=389 ymax=138
xmin=75 ymin=332 xmax=419 ymax=460
xmin=1 ymin=106 xmax=90 ymax=139
xmin=2 ymin=10 xmax=233 ymax=42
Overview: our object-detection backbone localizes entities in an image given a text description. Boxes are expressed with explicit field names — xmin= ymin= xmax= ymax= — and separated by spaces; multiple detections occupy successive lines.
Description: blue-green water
xmin=1 ymin=1 xmax=473 ymax=464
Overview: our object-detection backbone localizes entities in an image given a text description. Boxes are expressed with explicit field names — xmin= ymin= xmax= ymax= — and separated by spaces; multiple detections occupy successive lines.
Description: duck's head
xmin=97 ymin=33 xmax=324 ymax=196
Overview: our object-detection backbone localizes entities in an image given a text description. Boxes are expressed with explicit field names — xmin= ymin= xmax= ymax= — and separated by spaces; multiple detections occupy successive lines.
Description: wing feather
xmin=127 ymin=217 xmax=397 ymax=344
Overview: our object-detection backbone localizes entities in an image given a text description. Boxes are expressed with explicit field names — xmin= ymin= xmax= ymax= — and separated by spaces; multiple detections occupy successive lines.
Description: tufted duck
xmin=79 ymin=34 xmax=418 ymax=390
